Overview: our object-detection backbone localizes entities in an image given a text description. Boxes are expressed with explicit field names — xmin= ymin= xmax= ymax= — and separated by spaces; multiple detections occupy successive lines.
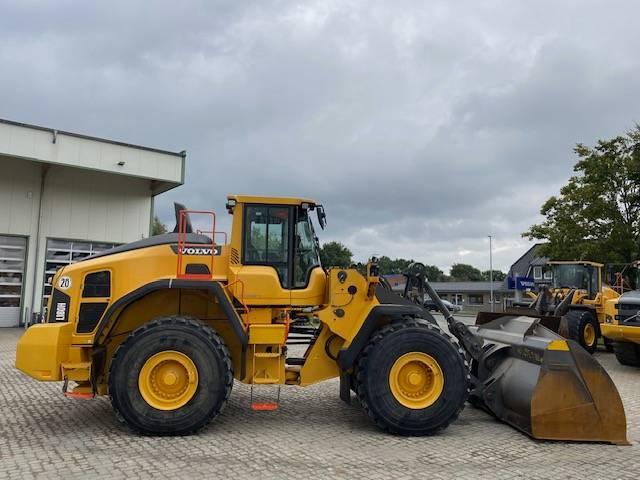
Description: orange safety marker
xmin=64 ymin=391 xmax=95 ymax=400
xmin=250 ymin=402 xmax=279 ymax=411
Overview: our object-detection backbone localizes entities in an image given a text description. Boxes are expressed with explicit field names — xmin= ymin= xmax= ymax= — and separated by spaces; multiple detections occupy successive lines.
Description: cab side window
xmin=244 ymin=206 xmax=290 ymax=286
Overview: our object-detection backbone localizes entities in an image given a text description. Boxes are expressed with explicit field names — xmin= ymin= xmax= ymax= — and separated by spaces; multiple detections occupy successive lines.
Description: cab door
xmin=232 ymin=204 xmax=325 ymax=306
xmin=290 ymin=207 xmax=325 ymax=306
xmin=237 ymin=205 xmax=292 ymax=305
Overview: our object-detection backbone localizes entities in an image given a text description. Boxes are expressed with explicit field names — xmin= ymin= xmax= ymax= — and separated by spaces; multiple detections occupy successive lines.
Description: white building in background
xmin=0 ymin=118 xmax=185 ymax=327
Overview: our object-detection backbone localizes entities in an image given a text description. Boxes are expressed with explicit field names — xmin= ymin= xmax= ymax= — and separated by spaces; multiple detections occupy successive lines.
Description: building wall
xmin=437 ymin=291 xmax=509 ymax=312
xmin=0 ymin=156 xmax=153 ymax=325
xmin=0 ymin=120 xmax=183 ymax=189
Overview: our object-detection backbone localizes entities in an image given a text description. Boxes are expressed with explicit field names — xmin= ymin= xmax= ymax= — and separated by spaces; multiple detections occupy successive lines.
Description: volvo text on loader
xmin=16 ymin=196 xmax=628 ymax=444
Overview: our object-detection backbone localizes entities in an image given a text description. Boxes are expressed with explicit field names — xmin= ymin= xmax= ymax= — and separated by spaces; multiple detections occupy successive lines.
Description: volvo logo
xmin=170 ymin=245 xmax=222 ymax=256
xmin=179 ymin=246 xmax=221 ymax=255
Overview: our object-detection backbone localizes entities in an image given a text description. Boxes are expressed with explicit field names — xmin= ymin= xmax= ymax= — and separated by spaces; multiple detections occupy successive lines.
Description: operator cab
xmin=549 ymin=262 xmax=602 ymax=300
xmin=242 ymin=203 xmax=322 ymax=288
xmin=226 ymin=195 xmax=327 ymax=306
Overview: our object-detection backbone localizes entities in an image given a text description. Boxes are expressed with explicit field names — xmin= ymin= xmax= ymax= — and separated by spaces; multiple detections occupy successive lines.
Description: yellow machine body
xmin=534 ymin=261 xmax=620 ymax=323
xmin=505 ymin=261 xmax=620 ymax=352
xmin=15 ymin=195 xmax=628 ymax=443
xmin=16 ymin=195 xmax=376 ymax=393
xmin=601 ymin=260 xmax=640 ymax=346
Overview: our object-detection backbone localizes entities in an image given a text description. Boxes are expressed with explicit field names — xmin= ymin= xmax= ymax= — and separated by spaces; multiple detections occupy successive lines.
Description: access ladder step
xmin=254 ymin=352 xmax=281 ymax=358
xmin=251 ymin=402 xmax=279 ymax=411
xmin=249 ymin=383 xmax=281 ymax=411
xmin=62 ymin=380 xmax=95 ymax=400
xmin=252 ymin=377 xmax=280 ymax=384
xmin=285 ymin=357 xmax=305 ymax=366
xmin=64 ymin=391 xmax=95 ymax=400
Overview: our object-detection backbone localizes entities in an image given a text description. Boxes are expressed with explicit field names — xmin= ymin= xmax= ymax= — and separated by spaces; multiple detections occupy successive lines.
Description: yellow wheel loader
xmin=602 ymin=261 xmax=640 ymax=366
xmin=15 ymin=196 xmax=628 ymax=444
xmin=481 ymin=261 xmax=620 ymax=354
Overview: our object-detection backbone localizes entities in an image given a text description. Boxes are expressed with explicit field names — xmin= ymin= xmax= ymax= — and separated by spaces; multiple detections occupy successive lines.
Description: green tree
xmin=424 ymin=265 xmax=447 ymax=282
xmin=524 ymin=126 xmax=640 ymax=263
xmin=377 ymin=256 xmax=413 ymax=274
xmin=320 ymin=241 xmax=353 ymax=267
xmin=482 ymin=270 xmax=506 ymax=282
xmin=151 ymin=216 xmax=168 ymax=236
xmin=450 ymin=263 xmax=483 ymax=281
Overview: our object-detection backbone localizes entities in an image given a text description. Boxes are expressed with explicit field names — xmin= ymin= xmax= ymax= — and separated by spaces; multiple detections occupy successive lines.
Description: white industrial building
xmin=0 ymin=118 xmax=185 ymax=327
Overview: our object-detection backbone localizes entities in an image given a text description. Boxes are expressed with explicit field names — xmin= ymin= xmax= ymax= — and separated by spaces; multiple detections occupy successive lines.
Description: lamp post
xmin=488 ymin=235 xmax=494 ymax=312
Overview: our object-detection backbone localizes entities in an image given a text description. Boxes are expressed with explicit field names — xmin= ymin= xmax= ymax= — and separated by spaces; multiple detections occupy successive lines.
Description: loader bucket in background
xmin=470 ymin=315 xmax=628 ymax=445
xmin=476 ymin=310 xmax=568 ymax=340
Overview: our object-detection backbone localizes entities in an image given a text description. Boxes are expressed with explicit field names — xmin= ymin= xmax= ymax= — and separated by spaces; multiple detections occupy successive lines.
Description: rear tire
xmin=109 ymin=316 xmax=233 ymax=435
xmin=603 ymin=336 xmax=615 ymax=353
xmin=565 ymin=310 xmax=599 ymax=354
xmin=354 ymin=318 xmax=469 ymax=436
xmin=613 ymin=341 xmax=640 ymax=366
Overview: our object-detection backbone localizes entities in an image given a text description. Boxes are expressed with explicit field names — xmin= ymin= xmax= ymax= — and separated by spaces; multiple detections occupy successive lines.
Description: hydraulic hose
xmin=421 ymin=277 xmax=484 ymax=361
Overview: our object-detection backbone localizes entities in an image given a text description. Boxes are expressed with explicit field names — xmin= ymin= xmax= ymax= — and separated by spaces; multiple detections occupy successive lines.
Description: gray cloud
xmin=1 ymin=0 xmax=639 ymax=272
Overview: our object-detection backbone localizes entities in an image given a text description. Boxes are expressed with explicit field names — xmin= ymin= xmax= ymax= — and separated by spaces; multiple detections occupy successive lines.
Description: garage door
xmin=0 ymin=235 xmax=27 ymax=327
xmin=43 ymin=239 xmax=118 ymax=310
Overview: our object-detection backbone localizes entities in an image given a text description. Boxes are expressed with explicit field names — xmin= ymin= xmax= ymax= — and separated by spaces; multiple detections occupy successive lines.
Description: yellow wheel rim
xmin=138 ymin=351 xmax=198 ymax=411
xmin=389 ymin=352 xmax=444 ymax=409
xmin=583 ymin=323 xmax=596 ymax=347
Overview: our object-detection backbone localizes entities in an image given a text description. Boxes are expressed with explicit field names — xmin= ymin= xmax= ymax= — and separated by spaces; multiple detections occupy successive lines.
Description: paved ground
xmin=1 ymin=327 xmax=639 ymax=480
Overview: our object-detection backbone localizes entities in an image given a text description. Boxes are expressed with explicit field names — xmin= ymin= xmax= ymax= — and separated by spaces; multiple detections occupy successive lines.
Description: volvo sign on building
xmin=0 ymin=118 xmax=185 ymax=327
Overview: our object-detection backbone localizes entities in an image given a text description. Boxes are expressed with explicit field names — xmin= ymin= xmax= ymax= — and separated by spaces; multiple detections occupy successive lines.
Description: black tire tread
xmin=603 ymin=336 xmax=615 ymax=353
xmin=108 ymin=315 xmax=233 ymax=435
xmin=613 ymin=341 xmax=640 ymax=367
xmin=565 ymin=309 xmax=598 ymax=354
xmin=353 ymin=317 xmax=469 ymax=436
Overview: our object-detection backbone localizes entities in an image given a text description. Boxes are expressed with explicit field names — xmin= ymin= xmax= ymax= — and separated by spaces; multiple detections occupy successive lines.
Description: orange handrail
xmin=177 ymin=210 xmax=217 ymax=280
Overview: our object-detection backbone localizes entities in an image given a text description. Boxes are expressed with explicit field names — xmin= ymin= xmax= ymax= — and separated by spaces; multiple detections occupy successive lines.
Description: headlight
xmin=605 ymin=315 xmax=614 ymax=324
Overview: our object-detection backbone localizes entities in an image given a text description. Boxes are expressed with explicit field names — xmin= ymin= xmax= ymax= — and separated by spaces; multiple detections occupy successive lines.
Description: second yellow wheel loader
xmin=15 ymin=195 xmax=628 ymax=444
xmin=602 ymin=261 xmax=640 ymax=366
xmin=480 ymin=261 xmax=620 ymax=354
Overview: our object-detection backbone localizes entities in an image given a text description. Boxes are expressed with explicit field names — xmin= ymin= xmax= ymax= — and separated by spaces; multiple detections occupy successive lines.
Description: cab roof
xmin=227 ymin=194 xmax=318 ymax=206
xmin=547 ymin=260 xmax=604 ymax=268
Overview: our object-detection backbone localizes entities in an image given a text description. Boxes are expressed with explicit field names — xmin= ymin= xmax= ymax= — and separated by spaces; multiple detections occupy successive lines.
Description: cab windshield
xmin=552 ymin=264 xmax=598 ymax=297
xmin=294 ymin=208 xmax=321 ymax=288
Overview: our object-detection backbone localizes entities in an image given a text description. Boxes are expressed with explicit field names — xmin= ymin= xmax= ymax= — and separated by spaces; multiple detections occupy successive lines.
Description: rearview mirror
xmin=316 ymin=205 xmax=326 ymax=230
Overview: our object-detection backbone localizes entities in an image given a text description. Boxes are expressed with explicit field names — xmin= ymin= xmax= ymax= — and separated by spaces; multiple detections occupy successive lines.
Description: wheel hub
xmin=139 ymin=351 xmax=199 ymax=410
xmin=584 ymin=323 xmax=596 ymax=347
xmin=389 ymin=352 xmax=444 ymax=409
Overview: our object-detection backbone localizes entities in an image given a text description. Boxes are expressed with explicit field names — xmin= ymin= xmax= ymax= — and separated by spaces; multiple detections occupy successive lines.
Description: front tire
xmin=566 ymin=310 xmax=599 ymax=354
xmin=109 ymin=316 xmax=233 ymax=435
xmin=613 ymin=341 xmax=640 ymax=366
xmin=603 ymin=336 xmax=615 ymax=353
xmin=354 ymin=318 xmax=469 ymax=436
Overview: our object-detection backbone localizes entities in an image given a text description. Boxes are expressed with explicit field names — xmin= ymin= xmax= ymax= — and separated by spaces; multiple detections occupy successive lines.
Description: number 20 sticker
xmin=58 ymin=276 xmax=72 ymax=290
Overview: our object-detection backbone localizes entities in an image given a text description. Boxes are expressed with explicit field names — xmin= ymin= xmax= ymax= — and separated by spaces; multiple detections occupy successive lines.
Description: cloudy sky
xmin=2 ymin=0 xmax=639 ymax=273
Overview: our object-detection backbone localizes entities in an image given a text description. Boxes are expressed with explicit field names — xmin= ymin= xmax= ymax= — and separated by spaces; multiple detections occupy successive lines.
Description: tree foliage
xmin=375 ymin=256 xmax=446 ymax=281
xmin=315 ymin=241 xmax=502 ymax=283
xmin=377 ymin=256 xmax=413 ymax=274
xmin=482 ymin=270 xmax=507 ymax=281
xmin=320 ymin=241 xmax=353 ymax=267
xmin=524 ymin=126 xmax=640 ymax=263
xmin=450 ymin=263 xmax=483 ymax=281
xmin=424 ymin=265 xmax=447 ymax=282
xmin=151 ymin=216 xmax=168 ymax=236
